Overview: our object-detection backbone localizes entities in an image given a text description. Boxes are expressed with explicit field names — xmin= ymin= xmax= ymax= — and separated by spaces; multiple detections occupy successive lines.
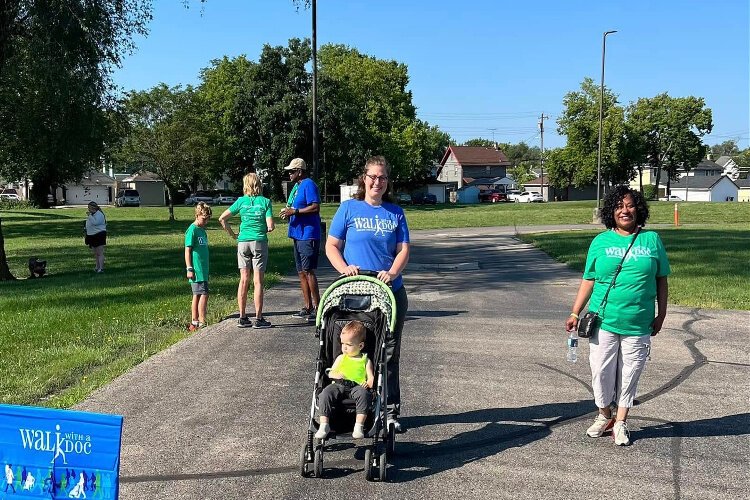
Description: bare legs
xmin=298 ymin=270 xmax=320 ymax=310
xmin=191 ymin=294 xmax=208 ymax=324
xmin=238 ymin=267 xmax=265 ymax=319
xmin=92 ymin=245 xmax=105 ymax=272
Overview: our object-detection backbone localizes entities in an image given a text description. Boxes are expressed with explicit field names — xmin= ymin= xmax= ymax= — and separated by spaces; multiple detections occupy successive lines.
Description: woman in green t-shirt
xmin=218 ymin=173 xmax=275 ymax=329
xmin=566 ymin=185 xmax=670 ymax=446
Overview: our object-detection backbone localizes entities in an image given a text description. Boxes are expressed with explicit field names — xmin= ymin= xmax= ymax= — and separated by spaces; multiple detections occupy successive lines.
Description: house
xmin=523 ymin=176 xmax=550 ymax=201
xmin=714 ymin=156 xmax=740 ymax=180
xmin=437 ymin=146 xmax=511 ymax=189
xmin=668 ymin=174 xmax=739 ymax=202
xmin=56 ymin=170 xmax=117 ymax=205
xmin=736 ymin=178 xmax=750 ymax=202
xmin=120 ymin=171 xmax=166 ymax=206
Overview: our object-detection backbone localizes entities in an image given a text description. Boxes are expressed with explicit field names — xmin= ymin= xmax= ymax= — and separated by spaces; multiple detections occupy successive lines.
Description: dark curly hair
xmin=600 ymin=185 xmax=649 ymax=229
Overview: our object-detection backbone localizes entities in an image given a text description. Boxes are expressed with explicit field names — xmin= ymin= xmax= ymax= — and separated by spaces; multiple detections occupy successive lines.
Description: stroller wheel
xmin=314 ymin=447 xmax=324 ymax=478
xmin=387 ymin=423 xmax=396 ymax=457
xmin=378 ymin=447 xmax=387 ymax=482
xmin=299 ymin=443 xmax=310 ymax=477
xmin=364 ymin=447 xmax=374 ymax=481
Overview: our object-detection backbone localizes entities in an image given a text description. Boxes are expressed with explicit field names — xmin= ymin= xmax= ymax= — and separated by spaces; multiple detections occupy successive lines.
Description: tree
xmin=498 ymin=141 xmax=542 ymax=167
xmin=114 ymin=84 xmax=219 ymax=220
xmin=463 ymin=138 xmax=496 ymax=148
xmin=508 ymin=164 xmax=535 ymax=190
xmin=0 ymin=0 xmax=151 ymax=280
xmin=544 ymin=147 xmax=579 ymax=199
xmin=710 ymin=140 xmax=740 ymax=159
xmin=627 ymin=94 xmax=712 ymax=197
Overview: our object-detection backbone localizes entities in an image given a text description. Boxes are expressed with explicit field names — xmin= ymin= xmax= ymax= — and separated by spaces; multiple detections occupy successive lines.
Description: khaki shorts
xmin=237 ymin=240 xmax=268 ymax=271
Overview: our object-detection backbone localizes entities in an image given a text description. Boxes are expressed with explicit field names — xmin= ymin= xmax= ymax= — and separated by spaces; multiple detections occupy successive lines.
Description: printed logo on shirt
xmin=352 ymin=215 xmax=398 ymax=236
xmin=605 ymin=245 xmax=651 ymax=261
xmin=197 ymin=236 xmax=206 ymax=246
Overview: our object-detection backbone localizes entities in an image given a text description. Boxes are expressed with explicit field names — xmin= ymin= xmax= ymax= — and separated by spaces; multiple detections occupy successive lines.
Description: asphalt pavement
xmin=78 ymin=225 xmax=750 ymax=499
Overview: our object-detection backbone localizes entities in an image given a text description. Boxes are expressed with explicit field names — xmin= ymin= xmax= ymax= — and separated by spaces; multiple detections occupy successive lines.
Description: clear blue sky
xmin=113 ymin=0 xmax=749 ymax=151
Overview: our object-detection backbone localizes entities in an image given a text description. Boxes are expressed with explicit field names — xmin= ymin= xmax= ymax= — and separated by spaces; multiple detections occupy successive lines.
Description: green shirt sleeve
xmin=184 ymin=224 xmax=195 ymax=247
xmin=654 ymin=232 xmax=671 ymax=277
xmin=265 ymin=199 xmax=273 ymax=218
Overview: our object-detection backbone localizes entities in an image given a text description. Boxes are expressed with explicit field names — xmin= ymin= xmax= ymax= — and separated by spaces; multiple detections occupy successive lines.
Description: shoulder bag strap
xmin=597 ymin=227 xmax=641 ymax=314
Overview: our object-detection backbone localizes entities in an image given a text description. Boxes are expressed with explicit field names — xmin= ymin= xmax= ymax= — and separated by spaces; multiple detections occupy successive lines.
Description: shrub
xmin=642 ymin=185 xmax=658 ymax=200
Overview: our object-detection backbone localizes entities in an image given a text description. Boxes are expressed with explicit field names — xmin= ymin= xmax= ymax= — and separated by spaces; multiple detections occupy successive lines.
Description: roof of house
xmin=467 ymin=176 xmax=514 ymax=186
xmin=525 ymin=175 xmax=549 ymax=186
xmin=734 ymin=177 xmax=750 ymax=188
xmin=121 ymin=171 xmax=163 ymax=182
xmin=76 ymin=170 xmax=116 ymax=186
xmin=714 ymin=156 xmax=735 ymax=167
xmin=440 ymin=146 xmax=510 ymax=166
xmin=690 ymin=160 xmax=724 ymax=171
xmin=670 ymin=174 xmax=738 ymax=190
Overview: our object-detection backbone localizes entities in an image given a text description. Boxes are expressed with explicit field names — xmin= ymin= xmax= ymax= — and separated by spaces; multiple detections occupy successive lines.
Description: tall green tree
xmin=627 ymin=94 xmax=713 ymax=197
xmin=710 ymin=140 xmax=740 ymax=159
xmin=508 ymin=163 xmax=535 ymax=189
xmin=544 ymin=146 xmax=579 ymax=199
xmin=462 ymin=138 xmax=496 ymax=148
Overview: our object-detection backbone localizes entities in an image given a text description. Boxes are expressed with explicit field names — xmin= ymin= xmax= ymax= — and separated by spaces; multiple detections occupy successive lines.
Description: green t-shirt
xmin=228 ymin=195 xmax=273 ymax=242
xmin=184 ymin=223 xmax=209 ymax=283
xmin=583 ymin=229 xmax=670 ymax=335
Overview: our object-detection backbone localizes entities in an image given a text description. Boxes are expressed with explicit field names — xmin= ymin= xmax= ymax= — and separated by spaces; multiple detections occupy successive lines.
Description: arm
xmin=652 ymin=276 xmax=668 ymax=336
xmin=218 ymin=209 xmax=237 ymax=239
xmin=325 ymin=235 xmax=359 ymax=276
xmin=328 ymin=355 xmax=344 ymax=379
xmin=378 ymin=242 xmax=410 ymax=284
xmin=565 ymin=279 xmax=595 ymax=332
xmin=363 ymin=359 xmax=374 ymax=388
xmin=282 ymin=202 xmax=320 ymax=219
xmin=184 ymin=246 xmax=195 ymax=280
xmin=266 ymin=216 xmax=275 ymax=233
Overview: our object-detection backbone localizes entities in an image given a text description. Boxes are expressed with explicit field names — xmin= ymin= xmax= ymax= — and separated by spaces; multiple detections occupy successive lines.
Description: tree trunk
xmin=0 ymin=217 xmax=16 ymax=280
xmin=638 ymin=167 xmax=643 ymax=193
xmin=166 ymin=185 xmax=175 ymax=221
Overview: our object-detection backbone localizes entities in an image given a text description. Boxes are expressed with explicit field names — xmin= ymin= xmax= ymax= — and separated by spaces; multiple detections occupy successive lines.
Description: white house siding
xmin=63 ymin=185 xmax=110 ymax=205
xmin=438 ymin=155 xmax=462 ymax=186
xmin=672 ymin=189 xmax=710 ymax=202
xmin=708 ymin=177 xmax=739 ymax=201
xmin=340 ymin=184 xmax=357 ymax=202
xmin=125 ymin=181 xmax=165 ymax=206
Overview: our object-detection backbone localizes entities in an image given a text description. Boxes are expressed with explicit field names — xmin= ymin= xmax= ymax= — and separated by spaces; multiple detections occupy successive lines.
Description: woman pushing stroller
xmin=315 ymin=320 xmax=374 ymax=439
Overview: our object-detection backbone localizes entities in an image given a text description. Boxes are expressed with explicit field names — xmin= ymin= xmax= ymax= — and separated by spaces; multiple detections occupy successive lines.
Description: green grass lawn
xmin=1 ymin=200 xmax=748 ymax=407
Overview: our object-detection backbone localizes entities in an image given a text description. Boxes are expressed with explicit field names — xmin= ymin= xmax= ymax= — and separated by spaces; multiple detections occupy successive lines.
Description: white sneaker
xmin=314 ymin=423 xmax=330 ymax=439
xmin=586 ymin=414 xmax=615 ymax=438
xmin=613 ymin=420 xmax=631 ymax=446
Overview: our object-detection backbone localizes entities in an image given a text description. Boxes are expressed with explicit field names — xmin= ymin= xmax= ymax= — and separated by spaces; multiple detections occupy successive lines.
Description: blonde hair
xmin=341 ymin=320 xmax=366 ymax=343
xmin=194 ymin=202 xmax=212 ymax=218
xmin=243 ymin=173 xmax=262 ymax=196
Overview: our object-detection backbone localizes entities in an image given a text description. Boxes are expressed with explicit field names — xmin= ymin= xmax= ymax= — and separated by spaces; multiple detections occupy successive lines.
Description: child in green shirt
xmin=315 ymin=320 xmax=375 ymax=439
xmin=185 ymin=202 xmax=212 ymax=331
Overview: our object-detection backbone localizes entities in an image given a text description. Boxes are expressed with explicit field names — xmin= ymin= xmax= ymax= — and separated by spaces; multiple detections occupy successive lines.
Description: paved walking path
xmin=78 ymin=225 xmax=750 ymax=499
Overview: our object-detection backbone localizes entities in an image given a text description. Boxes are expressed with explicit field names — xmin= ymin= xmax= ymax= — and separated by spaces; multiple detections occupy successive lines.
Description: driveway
xmin=78 ymin=226 xmax=750 ymax=499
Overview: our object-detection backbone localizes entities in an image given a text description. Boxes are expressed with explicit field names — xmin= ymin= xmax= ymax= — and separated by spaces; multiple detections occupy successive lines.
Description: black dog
xmin=28 ymin=257 xmax=47 ymax=278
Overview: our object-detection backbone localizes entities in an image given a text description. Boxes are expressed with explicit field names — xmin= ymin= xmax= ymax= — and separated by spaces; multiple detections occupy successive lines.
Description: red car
xmin=479 ymin=190 xmax=507 ymax=203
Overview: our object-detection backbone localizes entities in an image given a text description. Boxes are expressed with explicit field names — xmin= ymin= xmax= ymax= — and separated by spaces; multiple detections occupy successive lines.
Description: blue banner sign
xmin=0 ymin=404 xmax=123 ymax=499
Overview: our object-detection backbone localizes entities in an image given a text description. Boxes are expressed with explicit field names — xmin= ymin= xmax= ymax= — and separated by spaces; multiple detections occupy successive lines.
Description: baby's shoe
xmin=314 ymin=423 xmax=330 ymax=439
xmin=352 ymin=423 xmax=365 ymax=439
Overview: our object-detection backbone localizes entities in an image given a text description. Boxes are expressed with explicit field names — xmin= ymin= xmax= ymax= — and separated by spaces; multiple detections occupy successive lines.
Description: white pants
xmin=589 ymin=328 xmax=651 ymax=409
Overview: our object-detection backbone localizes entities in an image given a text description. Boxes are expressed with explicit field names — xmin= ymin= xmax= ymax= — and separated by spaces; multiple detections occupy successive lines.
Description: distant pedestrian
xmin=219 ymin=172 xmax=275 ymax=329
xmin=85 ymin=201 xmax=107 ymax=273
xmin=566 ymin=185 xmax=670 ymax=446
xmin=279 ymin=158 xmax=321 ymax=322
xmin=185 ymin=202 xmax=212 ymax=331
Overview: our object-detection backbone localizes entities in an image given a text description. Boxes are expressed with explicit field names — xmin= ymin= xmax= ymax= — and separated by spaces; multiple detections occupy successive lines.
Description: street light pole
xmin=311 ymin=0 xmax=319 ymax=182
xmin=595 ymin=29 xmax=617 ymax=222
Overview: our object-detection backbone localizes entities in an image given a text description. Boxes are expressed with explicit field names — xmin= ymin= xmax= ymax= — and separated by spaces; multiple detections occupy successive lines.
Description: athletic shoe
xmin=237 ymin=316 xmax=253 ymax=328
xmin=307 ymin=307 xmax=317 ymax=322
xmin=352 ymin=425 xmax=365 ymax=439
xmin=613 ymin=420 xmax=631 ymax=446
xmin=586 ymin=414 xmax=615 ymax=438
xmin=252 ymin=317 xmax=272 ymax=329
xmin=387 ymin=418 xmax=404 ymax=434
xmin=188 ymin=323 xmax=199 ymax=332
xmin=314 ymin=423 xmax=330 ymax=439
xmin=291 ymin=307 xmax=312 ymax=319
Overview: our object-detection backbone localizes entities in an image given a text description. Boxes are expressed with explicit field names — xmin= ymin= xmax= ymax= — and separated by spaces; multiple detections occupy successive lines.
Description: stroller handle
xmin=336 ymin=269 xmax=392 ymax=286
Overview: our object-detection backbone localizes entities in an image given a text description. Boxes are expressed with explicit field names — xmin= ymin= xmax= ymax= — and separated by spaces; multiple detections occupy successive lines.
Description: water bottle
xmin=566 ymin=330 xmax=578 ymax=363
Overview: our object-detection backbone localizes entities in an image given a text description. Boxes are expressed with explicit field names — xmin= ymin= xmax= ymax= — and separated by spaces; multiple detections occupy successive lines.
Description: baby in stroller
xmin=315 ymin=320 xmax=374 ymax=439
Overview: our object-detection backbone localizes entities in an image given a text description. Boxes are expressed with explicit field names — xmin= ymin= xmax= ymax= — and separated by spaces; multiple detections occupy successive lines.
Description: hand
xmin=565 ymin=315 xmax=578 ymax=332
xmin=363 ymin=377 xmax=374 ymax=389
xmin=341 ymin=265 xmax=360 ymax=277
xmin=651 ymin=314 xmax=665 ymax=336
xmin=186 ymin=270 xmax=195 ymax=280
xmin=328 ymin=370 xmax=342 ymax=380
xmin=377 ymin=270 xmax=396 ymax=284
xmin=279 ymin=207 xmax=293 ymax=219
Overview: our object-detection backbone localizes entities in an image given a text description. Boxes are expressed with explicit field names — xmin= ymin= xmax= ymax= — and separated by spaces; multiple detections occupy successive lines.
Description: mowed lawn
xmin=1 ymin=200 xmax=748 ymax=407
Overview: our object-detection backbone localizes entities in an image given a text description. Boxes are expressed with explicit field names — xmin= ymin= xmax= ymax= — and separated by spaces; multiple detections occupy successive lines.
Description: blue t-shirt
xmin=329 ymin=199 xmax=410 ymax=290
xmin=288 ymin=178 xmax=321 ymax=240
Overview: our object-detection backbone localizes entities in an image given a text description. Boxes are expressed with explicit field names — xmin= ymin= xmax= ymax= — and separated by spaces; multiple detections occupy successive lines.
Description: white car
xmin=516 ymin=191 xmax=544 ymax=203
xmin=0 ymin=193 xmax=20 ymax=201
xmin=212 ymin=192 xmax=239 ymax=205
xmin=185 ymin=191 xmax=214 ymax=206
xmin=658 ymin=195 xmax=682 ymax=201
xmin=506 ymin=190 xmax=522 ymax=202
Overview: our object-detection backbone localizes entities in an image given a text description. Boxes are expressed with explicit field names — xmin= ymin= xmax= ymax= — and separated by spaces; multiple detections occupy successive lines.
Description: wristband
xmin=187 ymin=267 xmax=194 ymax=272
xmin=569 ymin=312 xmax=579 ymax=319
xmin=295 ymin=208 xmax=299 ymax=216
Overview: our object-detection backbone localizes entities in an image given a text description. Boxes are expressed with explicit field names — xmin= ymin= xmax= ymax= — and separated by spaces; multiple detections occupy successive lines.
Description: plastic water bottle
xmin=566 ymin=330 xmax=578 ymax=363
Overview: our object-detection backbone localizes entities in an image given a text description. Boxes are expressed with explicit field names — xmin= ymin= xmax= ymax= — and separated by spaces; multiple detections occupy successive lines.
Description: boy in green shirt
xmin=185 ymin=202 xmax=212 ymax=331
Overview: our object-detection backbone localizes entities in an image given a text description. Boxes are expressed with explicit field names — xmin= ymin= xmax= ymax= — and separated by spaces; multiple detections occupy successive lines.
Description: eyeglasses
xmin=365 ymin=174 xmax=388 ymax=183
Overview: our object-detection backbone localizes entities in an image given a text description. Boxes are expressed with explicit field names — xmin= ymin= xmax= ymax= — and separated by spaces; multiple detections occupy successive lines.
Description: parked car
xmin=506 ymin=189 xmax=522 ymax=202
xmin=213 ymin=191 xmax=239 ymax=205
xmin=115 ymin=188 xmax=140 ymax=207
xmin=0 ymin=193 xmax=20 ymax=201
xmin=516 ymin=191 xmax=544 ymax=203
xmin=479 ymin=189 xmax=508 ymax=203
xmin=658 ymin=195 xmax=682 ymax=201
xmin=184 ymin=191 xmax=214 ymax=206
xmin=395 ymin=193 xmax=412 ymax=205
xmin=412 ymin=192 xmax=437 ymax=205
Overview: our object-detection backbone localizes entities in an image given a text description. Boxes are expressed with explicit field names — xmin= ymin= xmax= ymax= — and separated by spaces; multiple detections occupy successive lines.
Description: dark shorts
xmin=293 ymin=239 xmax=319 ymax=272
xmin=85 ymin=231 xmax=106 ymax=248
xmin=191 ymin=281 xmax=209 ymax=295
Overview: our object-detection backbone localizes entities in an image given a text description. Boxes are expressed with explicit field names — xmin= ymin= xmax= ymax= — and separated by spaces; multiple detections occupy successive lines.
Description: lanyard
xmin=287 ymin=183 xmax=299 ymax=207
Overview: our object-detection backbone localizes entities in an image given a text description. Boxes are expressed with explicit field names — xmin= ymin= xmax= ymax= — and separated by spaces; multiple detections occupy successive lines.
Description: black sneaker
xmin=307 ymin=307 xmax=317 ymax=322
xmin=237 ymin=316 xmax=253 ymax=328
xmin=291 ymin=307 xmax=312 ymax=319
xmin=252 ymin=317 xmax=272 ymax=329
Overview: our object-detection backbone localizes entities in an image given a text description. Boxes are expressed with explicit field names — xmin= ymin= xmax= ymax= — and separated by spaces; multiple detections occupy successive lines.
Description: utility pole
xmin=311 ymin=0 xmax=319 ymax=182
xmin=538 ymin=113 xmax=548 ymax=201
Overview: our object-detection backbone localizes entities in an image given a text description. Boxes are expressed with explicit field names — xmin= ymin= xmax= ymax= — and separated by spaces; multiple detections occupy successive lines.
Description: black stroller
xmin=299 ymin=273 xmax=398 ymax=481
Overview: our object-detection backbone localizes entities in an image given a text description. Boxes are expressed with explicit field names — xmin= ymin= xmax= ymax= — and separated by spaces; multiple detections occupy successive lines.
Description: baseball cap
xmin=284 ymin=158 xmax=306 ymax=171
